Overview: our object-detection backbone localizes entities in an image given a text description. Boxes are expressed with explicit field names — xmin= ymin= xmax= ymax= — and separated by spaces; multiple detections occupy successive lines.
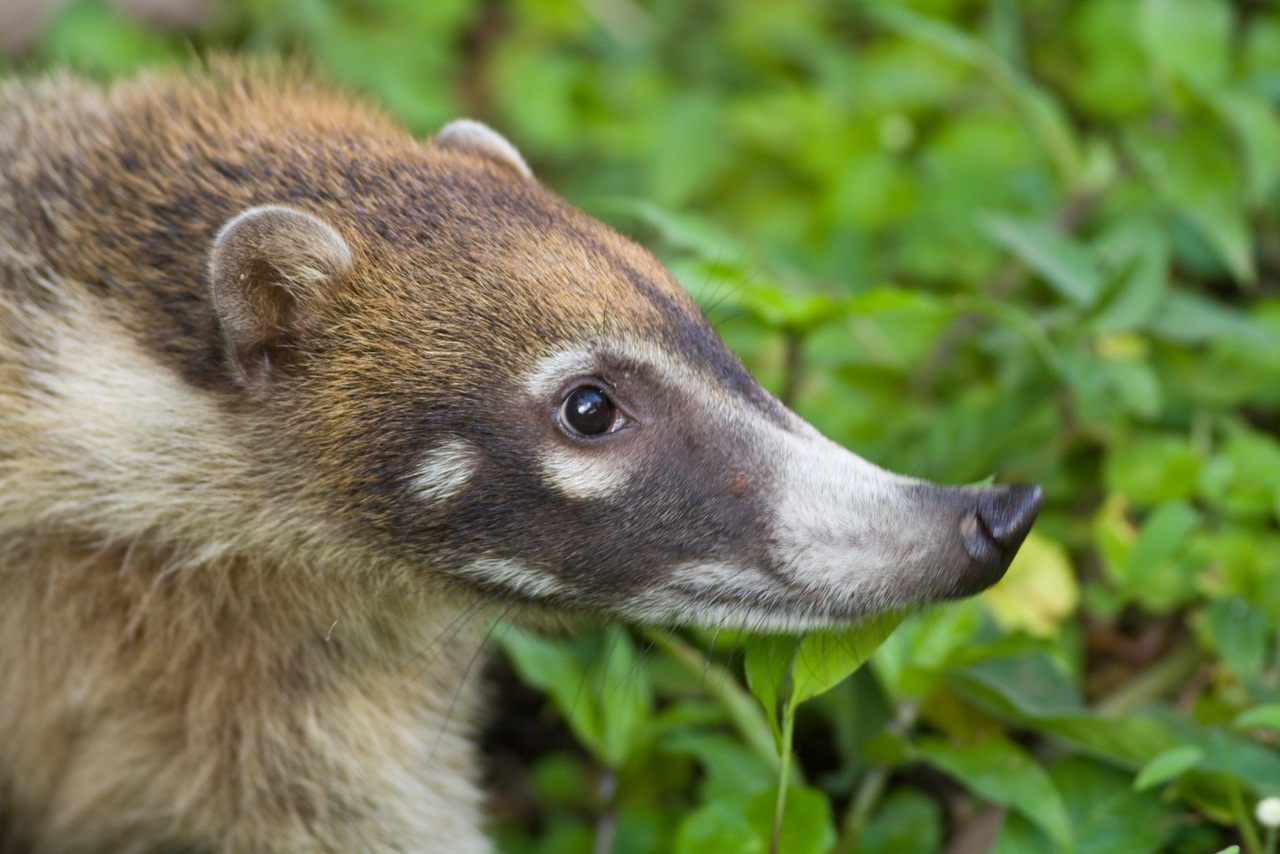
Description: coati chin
xmin=0 ymin=65 xmax=1041 ymax=852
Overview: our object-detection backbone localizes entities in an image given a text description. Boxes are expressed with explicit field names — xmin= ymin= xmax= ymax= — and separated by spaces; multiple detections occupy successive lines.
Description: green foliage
xmin=10 ymin=0 xmax=1280 ymax=850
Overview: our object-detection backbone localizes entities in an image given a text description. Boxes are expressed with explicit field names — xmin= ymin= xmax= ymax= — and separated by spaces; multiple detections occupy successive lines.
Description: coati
xmin=0 ymin=64 xmax=1042 ymax=852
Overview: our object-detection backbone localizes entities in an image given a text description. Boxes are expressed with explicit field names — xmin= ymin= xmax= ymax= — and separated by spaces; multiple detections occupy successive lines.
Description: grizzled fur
xmin=0 ymin=64 xmax=1039 ymax=852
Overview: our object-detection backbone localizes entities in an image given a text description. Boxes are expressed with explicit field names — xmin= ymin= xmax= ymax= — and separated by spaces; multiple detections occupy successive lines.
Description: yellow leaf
xmin=982 ymin=532 xmax=1079 ymax=637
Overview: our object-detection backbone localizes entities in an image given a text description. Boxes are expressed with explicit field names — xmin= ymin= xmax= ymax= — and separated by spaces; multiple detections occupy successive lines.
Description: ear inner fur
xmin=209 ymin=205 xmax=353 ymax=383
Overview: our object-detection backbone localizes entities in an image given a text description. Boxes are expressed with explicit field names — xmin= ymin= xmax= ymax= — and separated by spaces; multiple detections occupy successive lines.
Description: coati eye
xmin=561 ymin=386 xmax=617 ymax=436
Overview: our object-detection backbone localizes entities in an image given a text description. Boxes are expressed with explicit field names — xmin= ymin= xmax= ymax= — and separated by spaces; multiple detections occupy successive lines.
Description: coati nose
xmin=959 ymin=484 xmax=1043 ymax=574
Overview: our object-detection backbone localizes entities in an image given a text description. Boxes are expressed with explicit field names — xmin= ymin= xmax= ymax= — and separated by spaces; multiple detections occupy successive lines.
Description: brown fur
xmin=0 ymin=62 xmax=682 ymax=852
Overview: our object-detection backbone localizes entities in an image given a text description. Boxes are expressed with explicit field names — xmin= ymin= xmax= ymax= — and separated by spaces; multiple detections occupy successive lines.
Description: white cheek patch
xmin=455 ymin=557 xmax=563 ymax=599
xmin=620 ymin=566 xmax=833 ymax=634
xmin=626 ymin=554 xmax=903 ymax=634
xmin=535 ymin=445 xmax=635 ymax=501
xmin=412 ymin=438 xmax=478 ymax=504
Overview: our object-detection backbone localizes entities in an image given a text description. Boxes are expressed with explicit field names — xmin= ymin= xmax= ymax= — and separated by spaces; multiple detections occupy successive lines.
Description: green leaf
xmin=1124 ymin=500 xmax=1200 ymax=608
xmin=1197 ymin=598 xmax=1270 ymax=681
xmin=499 ymin=626 xmax=651 ymax=767
xmin=917 ymin=737 xmax=1074 ymax=851
xmin=1144 ymin=709 xmax=1280 ymax=792
xmin=500 ymin=627 xmax=601 ymax=756
xmin=1091 ymin=227 xmax=1169 ymax=335
xmin=791 ymin=611 xmax=905 ymax=704
xmin=857 ymin=789 xmax=943 ymax=854
xmin=676 ymin=784 xmax=836 ymax=854
xmin=871 ymin=6 xmax=1082 ymax=183
xmin=1040 ymin=715 xmax=1180 ymax=771
xmin=743 ymin=635 xmax=797 ymax=752
xmin=1212 ymin=91 xmax=1280 ymax=203
xmin=659 ymin=731 xmax=775 ymax=800
xmin=674 ymin=799 xmax=765 ymax=854
xmin=1105 ymin=434 xmax=1201 ymax=506
xmin=37 ymin=0 xmax=180 ymax=73
xmin=990 ymin=812 xmax=1053 ymax=854
xmin=588 ymin=625 xmax=654 ymax=766
xmin=1234 ymin=705 xmax=1280 ymax=733
xmin=1139 ymin=0 xmax=1233 ymax=90
xmin=1053 ymin=757 xmax=1177 ymax=853
xmin=952 ymin=655 xmax=1085 ymax=720
xmin=1134 ymin=746 xmax=1204 ymax=790
xmin=981 ymin=215 xmax=1103 ymax=307
xmin=1130 ymin=127 xmax=1256 ymax=284
xmin=745 ymin=785 xmax=837 ymax=854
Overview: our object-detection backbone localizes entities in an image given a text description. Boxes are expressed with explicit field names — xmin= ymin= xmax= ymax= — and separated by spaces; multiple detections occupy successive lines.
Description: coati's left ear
xmin=209 ymin=205 xmax=353 ymax=385
xmin=435 ymin=119 xmax=532 ymax=178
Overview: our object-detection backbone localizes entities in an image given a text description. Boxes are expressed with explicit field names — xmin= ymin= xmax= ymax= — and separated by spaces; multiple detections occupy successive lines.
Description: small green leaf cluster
xmin=10 ymin=0 xmax=1280 ymax=851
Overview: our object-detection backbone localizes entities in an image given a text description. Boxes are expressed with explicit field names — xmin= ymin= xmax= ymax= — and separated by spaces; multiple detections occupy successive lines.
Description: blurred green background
xmin=4 ymin=1 xmax=1280 ymax=851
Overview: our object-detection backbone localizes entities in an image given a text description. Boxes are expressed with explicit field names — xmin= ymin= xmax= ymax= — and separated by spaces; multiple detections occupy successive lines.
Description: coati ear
xmin=209 ymin=205 xmax=353 ymax=385
xmin=435 ymin=119 xmax=532 ymax=178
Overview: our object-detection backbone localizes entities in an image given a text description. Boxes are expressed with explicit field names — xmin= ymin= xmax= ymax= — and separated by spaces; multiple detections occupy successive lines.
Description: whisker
xmin=427 ymin=600 xmax=519 ymax=763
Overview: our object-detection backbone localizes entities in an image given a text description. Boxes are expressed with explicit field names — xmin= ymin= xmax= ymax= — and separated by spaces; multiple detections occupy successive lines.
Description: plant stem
xmin=1229 ymin=782 xmax=1265 ymax=854
xmin=778 ymin=331 xmax=804 ymax=408
xmin=771 ymin=703 xmax=797 ymax=854
xmin=835 ymin=700 xmax=920 ymax=853
xmin=644 ymin=630 xmax=779 ymax=768
xmin=1093 ymin=642 xmax=1203 ymax=717
xmin=593 ymin=766 xmax=618 ymax=854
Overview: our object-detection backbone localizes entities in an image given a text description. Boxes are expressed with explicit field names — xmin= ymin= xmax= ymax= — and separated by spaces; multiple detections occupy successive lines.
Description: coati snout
xmin=0 ymin=67 xmax=1042 ymax=851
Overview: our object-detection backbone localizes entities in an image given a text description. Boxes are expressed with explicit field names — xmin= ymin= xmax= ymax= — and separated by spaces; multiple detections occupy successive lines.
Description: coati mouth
xmin=611 ymin=483 xmax=1044 ymax=632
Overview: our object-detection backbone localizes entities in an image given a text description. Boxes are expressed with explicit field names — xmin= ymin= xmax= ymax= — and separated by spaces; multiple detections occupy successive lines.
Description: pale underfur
xmin=0 ymin=290 xmax=494 ymax=852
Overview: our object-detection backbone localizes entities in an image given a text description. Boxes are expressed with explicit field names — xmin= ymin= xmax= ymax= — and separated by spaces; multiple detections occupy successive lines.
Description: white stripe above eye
xmin=522 ymin=349 xmax=596 ymax=400
xmin=412 ymin=438 xmax=478 ymax=503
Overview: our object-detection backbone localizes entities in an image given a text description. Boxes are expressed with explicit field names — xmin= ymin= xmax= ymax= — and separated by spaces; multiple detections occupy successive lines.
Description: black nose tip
xmin=960 ymin=484 xmax=1043 ymax=571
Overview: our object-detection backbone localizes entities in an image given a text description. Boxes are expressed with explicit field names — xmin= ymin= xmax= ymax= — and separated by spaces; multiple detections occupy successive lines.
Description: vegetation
xmin=7 ymin=0 xmax=1280 ymax=851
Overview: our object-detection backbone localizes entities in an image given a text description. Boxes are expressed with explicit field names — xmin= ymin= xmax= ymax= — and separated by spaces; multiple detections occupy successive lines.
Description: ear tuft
xmin=209 ymin=205 xmax=353 ymax=385
xmin=435 ymin=119 xmax=532 ymax=178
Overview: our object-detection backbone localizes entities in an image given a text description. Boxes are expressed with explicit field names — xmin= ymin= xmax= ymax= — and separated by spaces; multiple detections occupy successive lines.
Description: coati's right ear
xmin=435 ymin=119 xmax=532 ymax=178
xmin=209 ymin=205 xmax=353 ymax=385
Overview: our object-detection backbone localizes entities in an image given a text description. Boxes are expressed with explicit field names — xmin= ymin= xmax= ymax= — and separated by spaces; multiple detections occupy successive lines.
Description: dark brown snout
xmin=960 ymin=484 xmax=1043 ymax=567
xmin=954 ymin=484 xmax=1042 ymax=593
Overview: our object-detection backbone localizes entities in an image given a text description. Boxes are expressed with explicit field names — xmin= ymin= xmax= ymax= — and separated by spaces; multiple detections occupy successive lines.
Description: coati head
xmin=207 ymin=118 xmax=1041 ymax=633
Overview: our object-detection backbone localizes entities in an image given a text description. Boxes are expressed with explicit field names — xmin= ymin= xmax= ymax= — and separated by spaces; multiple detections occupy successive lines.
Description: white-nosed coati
xmin=0 ymin=64 xmax=1041 ymax=852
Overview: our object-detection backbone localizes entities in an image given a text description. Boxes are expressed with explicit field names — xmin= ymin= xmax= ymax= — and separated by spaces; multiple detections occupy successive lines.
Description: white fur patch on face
xmin=522 ymin=348 xmax=639 ymax=501
xmin=769 ymin=425 xmax=940 ymax=601
xmin=412 ymin=438 xmax=477 ymax=504
xmin=520 ymin=338 xmax=751 ymax=503
xmin=521 ymin=349 xmax=595 ymax=401
xmin=455 ymin=557 xmax=563 ymax=599
xmin=625 ymin=557 xmax=901 ymax=634
xmin=535 ymin=445 xmax=633 ymax=501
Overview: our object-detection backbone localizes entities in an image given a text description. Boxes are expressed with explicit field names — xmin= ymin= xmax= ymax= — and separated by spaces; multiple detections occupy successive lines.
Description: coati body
xmin=0 ymin=66 xmax=1041 ymax=852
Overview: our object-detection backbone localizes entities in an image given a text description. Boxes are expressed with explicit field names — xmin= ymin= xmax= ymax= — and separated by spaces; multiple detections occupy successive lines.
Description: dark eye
xmin=561 ymin=386 xmax=616 ymax=436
